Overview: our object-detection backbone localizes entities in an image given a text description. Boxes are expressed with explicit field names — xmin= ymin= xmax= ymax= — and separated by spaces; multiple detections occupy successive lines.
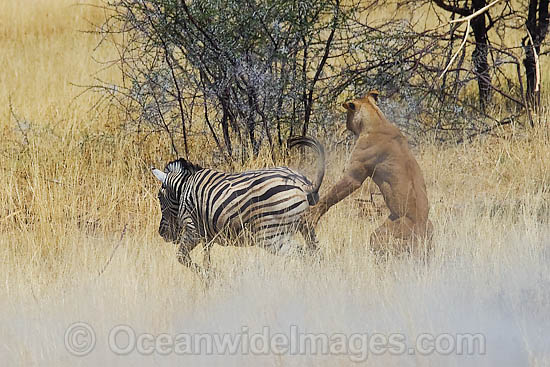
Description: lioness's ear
xmin=368 ymin=90 xmax=380 ymax=103
xmin=342 ymin=102 xmax=356 ymax=111
xmin=152 ymin=167 xmax=167 ymax=183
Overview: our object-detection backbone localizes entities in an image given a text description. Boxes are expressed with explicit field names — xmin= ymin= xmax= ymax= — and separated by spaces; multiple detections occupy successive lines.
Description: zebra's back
xmin=185 ymin=167 xmax=314 ymax=242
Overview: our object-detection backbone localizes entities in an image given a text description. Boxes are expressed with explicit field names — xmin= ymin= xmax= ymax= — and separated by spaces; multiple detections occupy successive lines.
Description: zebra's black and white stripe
xmin=152 ymin=137 xmax=325 ymax=270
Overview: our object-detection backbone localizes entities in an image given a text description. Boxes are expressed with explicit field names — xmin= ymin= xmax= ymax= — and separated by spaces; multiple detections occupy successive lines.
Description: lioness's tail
xmin=288 ymin=136 xmax=325 ymax=205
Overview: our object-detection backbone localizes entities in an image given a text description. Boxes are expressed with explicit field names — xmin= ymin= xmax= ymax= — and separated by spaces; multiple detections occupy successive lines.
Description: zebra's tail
xmin=287 ymin=136 xmax=326 ymax=205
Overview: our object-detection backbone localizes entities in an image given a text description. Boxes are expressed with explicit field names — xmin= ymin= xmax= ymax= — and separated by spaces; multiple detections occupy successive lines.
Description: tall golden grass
xmin=1 ymin=1 xmax=549 ymax=366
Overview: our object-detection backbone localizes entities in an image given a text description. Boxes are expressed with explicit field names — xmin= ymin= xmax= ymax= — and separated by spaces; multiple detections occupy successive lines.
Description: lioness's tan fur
xmin=307 ymin=91 xmax=433 ymax=255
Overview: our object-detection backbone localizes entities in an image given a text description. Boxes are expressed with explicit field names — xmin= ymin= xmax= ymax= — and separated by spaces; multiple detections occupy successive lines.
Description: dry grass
xmin=1 ymin=1 xmax=550 ymax=366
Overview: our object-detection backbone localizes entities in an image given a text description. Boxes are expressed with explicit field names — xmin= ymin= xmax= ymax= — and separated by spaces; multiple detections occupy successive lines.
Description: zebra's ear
xmin=152 ymin=167 xmax=167 ymax=183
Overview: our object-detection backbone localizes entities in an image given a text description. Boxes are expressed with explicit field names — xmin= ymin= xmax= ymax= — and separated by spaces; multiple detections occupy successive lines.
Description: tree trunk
xmin=471 ymin=0 xmax=491 ymax=111
xmin=433 ymin=0 xmax=493 ymax=110
xmin=219 ymin=88 xmax=234 ymax=157
xmin=247 ymin=122 xmax=258 ymax=156
xmin=220 ymin=109 xmax=233 ymax=157
xmin=523 ymin=0 xmax=549 ymax=110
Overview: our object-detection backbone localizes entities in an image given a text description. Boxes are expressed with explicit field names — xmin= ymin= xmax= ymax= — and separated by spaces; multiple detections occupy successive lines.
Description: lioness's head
xmin=342 ymin=90 xmax=385 ymax=136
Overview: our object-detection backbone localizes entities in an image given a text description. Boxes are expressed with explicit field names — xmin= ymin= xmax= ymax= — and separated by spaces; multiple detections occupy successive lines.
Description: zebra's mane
xmin=164 ymin=158 xmax=202 ymax=175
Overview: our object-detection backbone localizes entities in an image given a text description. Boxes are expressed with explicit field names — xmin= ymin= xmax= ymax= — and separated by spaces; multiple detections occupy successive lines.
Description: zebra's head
xmin=152 ymin=158 xmax=202 ymax=243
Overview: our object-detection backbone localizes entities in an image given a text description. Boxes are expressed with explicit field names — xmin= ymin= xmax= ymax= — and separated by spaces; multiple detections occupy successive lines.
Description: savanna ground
xmin=1 ymin=1 xmax=550 ymax=366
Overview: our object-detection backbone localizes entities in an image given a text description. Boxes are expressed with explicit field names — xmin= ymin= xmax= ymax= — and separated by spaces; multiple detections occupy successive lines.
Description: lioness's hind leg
xmin=412 ymin=219 xmax=434 ymax=259
xmin=425 ymin=219 xmax=434 ymax=242
xmin=370 ymin=216 xmax=414 ymax=256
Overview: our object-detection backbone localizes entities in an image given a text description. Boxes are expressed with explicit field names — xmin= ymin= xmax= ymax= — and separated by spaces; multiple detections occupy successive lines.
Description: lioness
xmin=306 ymin=91 xmax=433 ymax=255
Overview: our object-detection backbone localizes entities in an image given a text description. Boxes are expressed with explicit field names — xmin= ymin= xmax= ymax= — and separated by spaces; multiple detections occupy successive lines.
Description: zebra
xmin=151 ymin=137 xmax=325 ymax=273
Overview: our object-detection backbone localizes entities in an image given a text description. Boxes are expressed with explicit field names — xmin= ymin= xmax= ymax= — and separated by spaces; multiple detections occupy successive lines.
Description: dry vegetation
xmin=1 ymin=1 xmax=550 ymax=366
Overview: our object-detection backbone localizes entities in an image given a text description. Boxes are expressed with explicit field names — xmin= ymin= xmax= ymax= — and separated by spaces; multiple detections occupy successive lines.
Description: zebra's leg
xmin=177 ymin=243 xmax=193 ymax=267
xmin=175 ymin=218 xmax=211 ymax=278
xmin=202 ymin=242 xmax=212 ymax=271
xmin=259 ymin=234 xmax=307 ymax=258
xmin=176 ymin=242 xmax=206 ymax=278
xmin=202 ymin=241 xmax=217 ymax=280
xmin=257 ymin=234 xmax=290 ymax=255
xmin=258 ymin=237 xmax=283 ymax=255
xmin=299 ymin=222 xmax=320 ymax=255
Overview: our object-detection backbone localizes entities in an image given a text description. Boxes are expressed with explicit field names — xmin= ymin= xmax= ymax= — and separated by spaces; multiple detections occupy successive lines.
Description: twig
xmin=525 ymin=28 xmax=540 ymax=94
xmin=456 ymin=117 xmax=513 ymax=144
xmin=9 ymin=99 xmax=30 ymax=146
xmin=98 ymin=224 xmax=127 ymax=277
xmin=448 ymin=0 xmax=502 ymax=25
xmin=30 ymin=283 xmax=39 ymax=305
xmin=439 ymin=22 xmax=470 ymax=79
xmin=439 ymin=0 xmax=503 ymax=79
xmin=45 ymin=178 xmax=63 ymax=185
xmin=0 ymin=210 xmax=21 ymax=223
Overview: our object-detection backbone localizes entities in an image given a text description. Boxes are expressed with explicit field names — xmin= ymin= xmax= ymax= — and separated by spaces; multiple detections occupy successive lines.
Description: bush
xmin=94 ymin=0 xmax=544 ymax=160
